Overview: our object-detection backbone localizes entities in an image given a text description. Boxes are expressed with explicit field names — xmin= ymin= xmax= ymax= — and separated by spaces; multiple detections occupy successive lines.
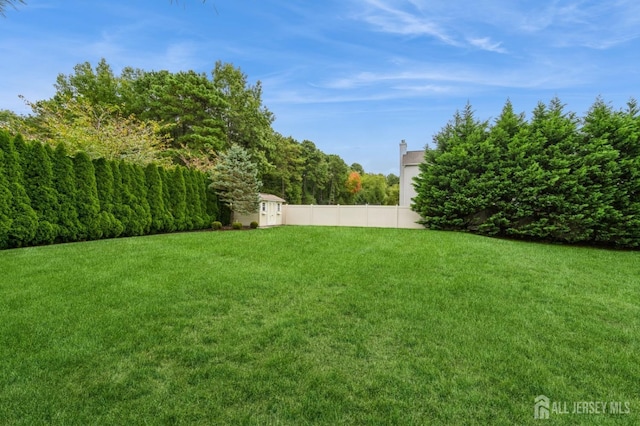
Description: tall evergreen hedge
xmin=413 ymin=98 xmax=640 ymax=248
xmin=0 ymin=149 xmax=12 ymax=249
xmin=51 ymin=144 xmax=81 ymax=243
xmin=94 ymin=158 xmax=124 ymax=238
xmin=0 ymin=131 xmax=37 ymax=247
xmin=0 ymin=130 xmax=217 ymax=249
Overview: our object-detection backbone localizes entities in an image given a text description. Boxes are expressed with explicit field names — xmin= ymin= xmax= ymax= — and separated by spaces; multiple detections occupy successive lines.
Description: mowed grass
xmin=0 ymin=226 xmax=638 ymax=425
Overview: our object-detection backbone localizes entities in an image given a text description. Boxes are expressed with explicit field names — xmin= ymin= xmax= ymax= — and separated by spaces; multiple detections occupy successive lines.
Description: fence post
xmin=396 ymin=204 xmax=399 ymax=228
xmin=366 ymin=204 xmax=369 ymax=227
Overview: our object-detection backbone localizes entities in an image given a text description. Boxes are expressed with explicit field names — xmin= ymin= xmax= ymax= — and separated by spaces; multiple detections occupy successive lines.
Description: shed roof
xmin=259 ymin=193 xmax=286 ymax=203
xmin=402 ymin=150 xmax=425 ymax=166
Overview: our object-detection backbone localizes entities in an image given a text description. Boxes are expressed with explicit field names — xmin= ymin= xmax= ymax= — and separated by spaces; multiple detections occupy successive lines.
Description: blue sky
xmin=2 ymin=0 xmax=639 ymax=174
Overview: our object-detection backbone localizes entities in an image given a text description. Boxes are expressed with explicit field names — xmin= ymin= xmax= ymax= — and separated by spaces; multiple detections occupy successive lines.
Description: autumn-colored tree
xmin=346 ymin=171 xmax=362 ymax=195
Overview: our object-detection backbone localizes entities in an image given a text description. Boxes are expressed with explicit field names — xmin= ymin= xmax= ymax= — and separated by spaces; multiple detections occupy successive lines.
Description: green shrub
xmin=212 ymin=221 xmax=222 ymax=230
xmin=250 ymin=221 xmax=259 ymax=229
xmin=231 ymin=221 xmax=243 ymax=230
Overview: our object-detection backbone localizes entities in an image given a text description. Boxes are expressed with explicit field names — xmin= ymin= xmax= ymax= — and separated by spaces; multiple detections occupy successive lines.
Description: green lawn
xmin=0 ymin=226 xmax=638 ymax=425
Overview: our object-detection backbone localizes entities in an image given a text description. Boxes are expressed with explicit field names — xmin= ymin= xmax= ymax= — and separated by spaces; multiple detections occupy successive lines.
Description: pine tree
xmin=0 ymin=131 xmax=37 ymax=247
xmin=73 ymin=151 xmax=102 ymax=240
xmin=51 ymin=143 xmax=81 ymax=242
xmin=209 ymin=144 xmax=261 ymax=220
xmin=22 ymin=141 xmax=59 ymax=245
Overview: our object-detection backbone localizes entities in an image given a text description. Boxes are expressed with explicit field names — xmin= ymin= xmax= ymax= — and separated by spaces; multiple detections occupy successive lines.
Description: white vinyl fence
xmin=282 ymin=205 xmax=423 ymax=229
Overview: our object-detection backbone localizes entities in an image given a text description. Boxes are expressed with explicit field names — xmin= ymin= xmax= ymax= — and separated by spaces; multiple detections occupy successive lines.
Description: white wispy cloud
xmin=467 ymin=37 xmax=507 ymax=54
xmin=352 ymin=0 xmax=513 ymax=54
xmin=354 ymin=0 xmax=459 ymax=45
xmin=500 ymin=0 xmax=640 ymax=49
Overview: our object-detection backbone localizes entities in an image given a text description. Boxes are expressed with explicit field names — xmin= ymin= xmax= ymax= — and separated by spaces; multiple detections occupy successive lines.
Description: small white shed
xmin=235 ymin=193 xmax=286 ymax=227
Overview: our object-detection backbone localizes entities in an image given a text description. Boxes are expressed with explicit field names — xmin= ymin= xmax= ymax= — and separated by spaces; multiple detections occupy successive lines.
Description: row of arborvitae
xmin=413 ymin=98 xmax=640 ymax=248
xmin=0 ymin=130 xmax=218 ymax=249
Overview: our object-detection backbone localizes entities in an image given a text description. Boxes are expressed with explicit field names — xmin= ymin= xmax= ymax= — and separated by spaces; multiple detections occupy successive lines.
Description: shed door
xmin=267 ymin=201 xmax=278 ymax=226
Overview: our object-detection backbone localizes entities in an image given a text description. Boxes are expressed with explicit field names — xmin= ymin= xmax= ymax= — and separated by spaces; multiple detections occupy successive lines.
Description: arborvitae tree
xmin=0 ymin=131 xmax=37 ymax=247
xmin=183 ymin=168 xmax=197 ymax=230
xmin=184 ymin=168 xmax=208 ymax=229
xmin=205 ymin=179 xmax=219 ymax=224
xmin=94 ymin=158 xmax=124 ymax=238
xmin=0 ymin=149 xmax=12 ymax=249
xmin=158 ymin=166 xmax=176 ymax=232
xmin=111 ymin=160 xmax=135 ymax=236
xmin=145 ymin=163 xmax=168 ymax=233
xmin=118 ymin=162 xmax=145 ymax=236
xmin=22 ymin=141 xmax=59 ymax=245
xmin=51 ymin=143 xmax=81 ymax=243
xmin=12 ymin=133 xmax=28 ymax=170
xmin=195 ymin=170 xmax=211 ymax=226
xmin=131 ymin=164 xmax=152 ymax=234
xmin=168 ymin=167 xmax=187 ymax=231
xmin=73 ymin=151 xmax=102 ymax=240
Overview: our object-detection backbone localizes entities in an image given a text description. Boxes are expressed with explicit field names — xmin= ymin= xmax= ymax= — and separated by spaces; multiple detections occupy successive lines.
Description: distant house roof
xmin=259 ymin=193 xmax=286 ymax=203
xmin=402 ymin=150 xmax=425 ymax=167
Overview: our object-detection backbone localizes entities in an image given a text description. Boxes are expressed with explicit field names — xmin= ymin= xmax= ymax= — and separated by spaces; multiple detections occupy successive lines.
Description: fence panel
xmin=282 ymin=205 xmax=422 ymax=229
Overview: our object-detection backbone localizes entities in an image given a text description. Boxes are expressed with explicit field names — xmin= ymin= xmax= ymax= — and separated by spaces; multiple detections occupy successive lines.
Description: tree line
xmin=0 ymin=130 xmax=217 ymax=249
xmin=2 ymin=58 xmax=399 ymax=206
xmin=413 ymin=98 xmax=640 ymax=248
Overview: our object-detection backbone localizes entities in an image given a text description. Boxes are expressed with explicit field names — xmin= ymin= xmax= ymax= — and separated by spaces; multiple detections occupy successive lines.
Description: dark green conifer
xmin=51 ymin=144 xmax=81 ymax=242
xmin=22 ymin=141 xmax=59 ymax=245
xmin=73 ymin=151 xmax=102 ymax=240
xmin=0 ymin=131 xmax=37 ymax=247
xmin=110 ymin=160 xmax=133 ymax=236
xmin=0 ymin=149 xmax=12 ymax=249
xmin=94 ymin=158 xmax=124 ymax=238
xmin=145 ymin=164 xmax=169 ymax=233
xmin=168 ymin=167 xmax=187 ymax=231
